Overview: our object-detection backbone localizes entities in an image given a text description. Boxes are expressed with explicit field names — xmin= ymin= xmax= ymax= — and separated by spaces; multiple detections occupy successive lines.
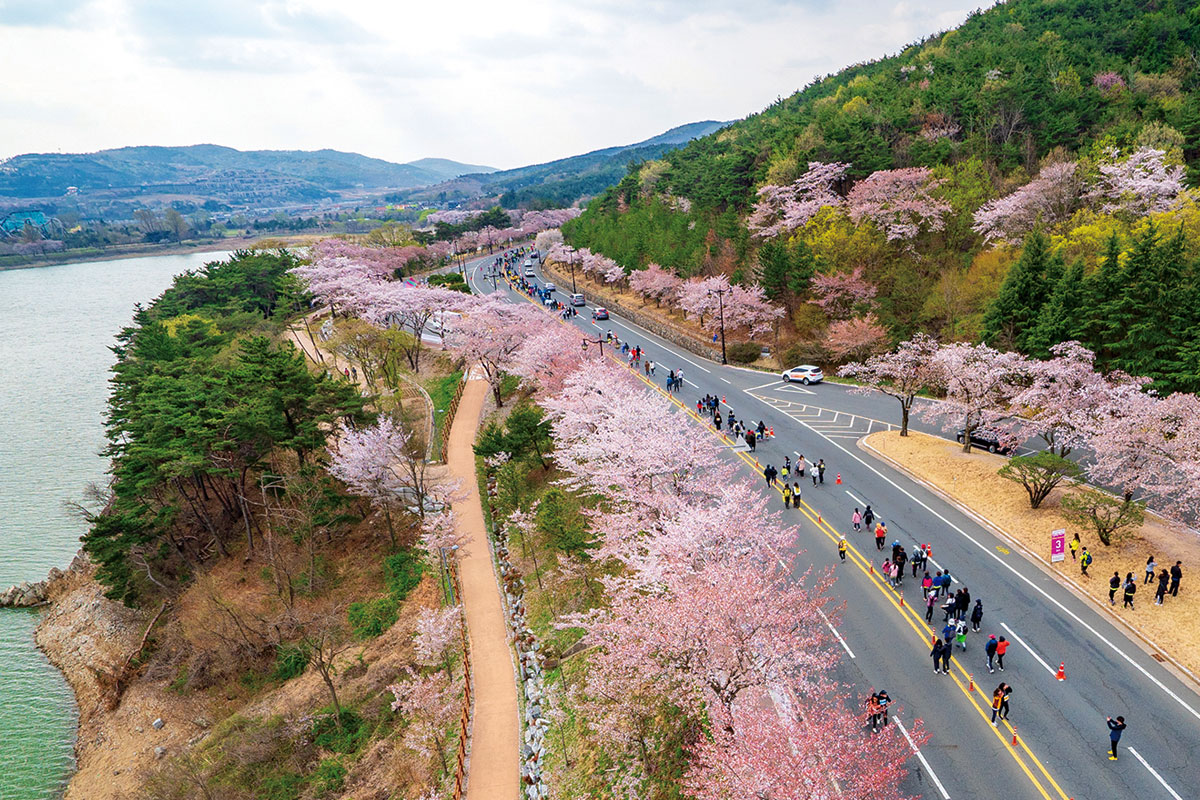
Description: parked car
xmin=524 ymin=267 xmax=536 ymax=278
xmin=544 ymin=282 xmax=556 ymax=292
xmin=592 ymin=307 xmax=609 ymax=320
xmin=570 ymin=293 xmax=586 ymax=306
xmin=781 ymin=364 xmax=824 ymax=384
xmin=955 ymin=428 xmax=1013 ymax=454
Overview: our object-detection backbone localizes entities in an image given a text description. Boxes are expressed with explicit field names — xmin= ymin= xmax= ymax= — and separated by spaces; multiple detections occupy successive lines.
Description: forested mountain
xmin=565 ymin=0 xmax=1200 ymax=391
xmin=394 ymin=120 xmax=729 ymax=208
xmin=0 ymin=145 xmax=494 ymax=201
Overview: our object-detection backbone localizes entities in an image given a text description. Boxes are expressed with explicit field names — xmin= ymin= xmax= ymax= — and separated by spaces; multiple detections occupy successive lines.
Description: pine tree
xmin=1106 ymin=225 xmax=1188 ymax=383
xmin=981 ymin=230 xmax=1057 ymax=352
xmin=755 ymin=239 xmax=817 ymax=307
xmin=1027 ymin=258 xmax=1086 ymax=357
xmin=1077 ymin=234 xmax=1124 ymax=361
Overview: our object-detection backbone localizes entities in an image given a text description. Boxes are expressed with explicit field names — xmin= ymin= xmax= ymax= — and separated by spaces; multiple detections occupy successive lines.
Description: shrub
xmin=726 ymin=341 xmax=763 ymax=364
xmin=312 ymin=758 xmax=347 ymax=795
xmin=1061 ymin=489 xmax=1145 ymax=545
xmin=997 ymin=452 xmax=1082 ymax=509
xmin=312 ymin=710 xmax=368 ymax=754
xmin=384 ymin=548 xmax=424 ymax=600
xmin=348 ymin=596 xmax=399 ymax=639
xmin=272 ymin=643 xmax=309 ymax=681
xmin=782 ymin=340 xmax=828 ymax=368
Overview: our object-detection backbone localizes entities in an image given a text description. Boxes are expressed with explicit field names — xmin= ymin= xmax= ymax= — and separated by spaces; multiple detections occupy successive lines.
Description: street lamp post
xmin=708 ymin=287 xmax=729 ymax=365
xmin=581 ymin=335 xmax=604 ymax=357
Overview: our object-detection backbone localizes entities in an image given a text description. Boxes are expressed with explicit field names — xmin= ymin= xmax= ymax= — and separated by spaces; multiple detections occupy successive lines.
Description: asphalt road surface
xmin=458 ymin=251 xmax=1199 ymax=800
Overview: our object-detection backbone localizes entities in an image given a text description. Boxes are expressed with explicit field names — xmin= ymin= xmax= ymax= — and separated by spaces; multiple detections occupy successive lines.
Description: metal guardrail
xmin=448 ymin=557 xmax=472 ymax=800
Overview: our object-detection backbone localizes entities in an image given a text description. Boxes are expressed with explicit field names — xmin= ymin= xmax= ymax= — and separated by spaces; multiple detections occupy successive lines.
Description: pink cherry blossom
xmin=809 ymin=268 xmax=878 ymax=320
xmin=1087 ymin=147 xmax=1184 ymax=218
xmin=825 ymin=314 xmax=889 ymax=362
xmin=747 ymin=162 xmax=850 ymax=239
xmin=847 ymin=167 xmax=950 ymax=241
xmin=838 ymin=332 xmax=944 ymax=435
xmin=919 ymin=342 xmax=1030 ymax=452
xmin=973 ymin=161 xmax=1081 ymax=243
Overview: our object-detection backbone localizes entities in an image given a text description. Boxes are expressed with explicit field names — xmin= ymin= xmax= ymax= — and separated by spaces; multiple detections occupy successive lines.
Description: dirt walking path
xmin=447 ymin=379 xmax=519 ymax=800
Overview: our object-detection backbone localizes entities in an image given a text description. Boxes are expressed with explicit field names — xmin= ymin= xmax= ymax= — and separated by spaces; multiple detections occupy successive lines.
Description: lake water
xmin=0 ymin=251 xmax=226 ymax=800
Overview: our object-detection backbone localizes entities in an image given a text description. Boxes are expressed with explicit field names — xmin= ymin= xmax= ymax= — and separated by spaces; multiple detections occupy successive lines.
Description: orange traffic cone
xmin=722 ymin=395 xmax=726 ymax=404
xmin=968 ymin=674 xmax=974 ymax=691
xmin=899 ymin=594 xmax=905 ymax=607
xmin=1056 ymin=662 xmax=1066 ymax=681
xmin=1011 ymin=727 xmax=1018 ymax=747
xmin=769 ymin=427 xmax=775 ymax=438
xmin=836 ymin=473 xmax=842 ymax=485
xmin=817 ymin=515 xmax=822 ymax=525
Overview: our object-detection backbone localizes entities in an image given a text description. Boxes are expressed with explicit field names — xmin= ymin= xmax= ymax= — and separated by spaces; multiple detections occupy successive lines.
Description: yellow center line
xmin=503 ymin=273 xmax=1067 ymax=800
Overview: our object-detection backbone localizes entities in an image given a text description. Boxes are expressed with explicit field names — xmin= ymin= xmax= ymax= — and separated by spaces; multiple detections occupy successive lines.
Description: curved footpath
xmin=446 ymin=378 xmax=520 ymax=800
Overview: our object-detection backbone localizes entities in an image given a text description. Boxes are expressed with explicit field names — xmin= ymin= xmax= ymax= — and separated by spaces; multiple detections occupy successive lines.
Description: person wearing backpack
xmin=925 ymin=590 xmax=937 ymax=623
xmin=931 ymin=639 xmax=948 ymax=675
xmin=1080 ymin=547 xmax=1093 ymax=576
xmin=985 ymin=635 xmax=1000 ymax=673
xmin=955 ymin=618 xmax=969 ymax=651
xmin=970 ymin=599 xmax=984 ymax=632
xmin=1123 ymin=574 xmax=1137 ymax=609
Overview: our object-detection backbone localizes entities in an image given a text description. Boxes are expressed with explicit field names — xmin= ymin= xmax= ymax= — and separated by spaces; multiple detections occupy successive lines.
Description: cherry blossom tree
xmin=629 ymin=262 xmax=683 ymax=305
xmin=808 ymin=268 xmax=877 ymax=320
xmin=414 ymin=605 xmax=462 ymax=678
xmin=839 ymin=332 xmax=944 ymax=435
xmin=1087 ymin=147 xmax=1185 ymax=218
xmin=534 ymin=228 xmax=564 ymax=253
xmin=678 ymin=275 xmax=782 ymax=339
xmin=921 ymin=342 xmax=1030 ymax=452
xmin=973 ymin=161 xmax=1081 ymax=243
xmin=451 ymin=295 xmax=548 ymax=406
xmin=507 ymin=323 xmax=586 ymax=398
xmin=747 ymin=162 xmax=850 ymax=239
xmin=390 ymin=668 xmax=460 ymax=774
xmin=328 ymin=416 xmax=414 ymax=548
xmin=686 ymin=685 xmax=922 ymax=800
xmin=357 ymin=283 xmax=473 ymax=372
xmin=1008 ymin=341 xmax=1148 ymax=457
xmin=847 ymin=167 xmax=950 ymax=241
xmin=826 ymin=314 xmax=889 ymax=362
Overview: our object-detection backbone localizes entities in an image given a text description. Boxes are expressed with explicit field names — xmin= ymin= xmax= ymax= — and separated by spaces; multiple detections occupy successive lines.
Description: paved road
xmin=462 ymin=252 xmax=1200 ymax=800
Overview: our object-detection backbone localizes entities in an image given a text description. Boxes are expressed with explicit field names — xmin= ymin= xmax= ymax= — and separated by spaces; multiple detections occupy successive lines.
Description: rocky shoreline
xmin=0 ymin=553 xmax=89 ymax=607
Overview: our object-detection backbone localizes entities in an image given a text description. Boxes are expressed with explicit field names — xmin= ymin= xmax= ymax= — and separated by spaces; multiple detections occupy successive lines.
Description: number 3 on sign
xmin=1050 ymin=528 xmax=1066 ymax=563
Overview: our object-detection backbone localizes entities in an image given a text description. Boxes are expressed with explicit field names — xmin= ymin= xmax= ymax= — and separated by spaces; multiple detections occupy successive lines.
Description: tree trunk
xmin=900 ymin=402 xmax=911 ymax=437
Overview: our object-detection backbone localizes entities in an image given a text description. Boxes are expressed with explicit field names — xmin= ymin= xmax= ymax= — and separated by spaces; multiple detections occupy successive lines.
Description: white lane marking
xmin=1129 ymin=747 xmax=1184 ymax=800
xmin=604 ymin=316 xmax=711 ymax=372
xmin=846 ymin=490 xmax=866 ymax=505
xmin=818 ymin=608 xmax=855 ymax=658
xmin=720 ymin=377 xmax=732 ymax=384
xmin=747 ymin=379 xmax=785 ymax=391
xmin=780 ymin=385 xmax=817 ymax=395
xmin=999 ymin=623 xmax=1057 ymax=678
xmin=785 ymin=411 xmax=1200 ymax=721
xmin=895 ymin=717 xmax=951 ymax=800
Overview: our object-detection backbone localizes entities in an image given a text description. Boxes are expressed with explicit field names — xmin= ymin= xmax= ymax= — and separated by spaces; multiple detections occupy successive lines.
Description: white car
xmin=544 ymin=282 xmax=555 ymax=292
xmin=782 ymin=364 xmax=823 ymax=385
xmin=524 ymin=268 xmax=536 ymax=278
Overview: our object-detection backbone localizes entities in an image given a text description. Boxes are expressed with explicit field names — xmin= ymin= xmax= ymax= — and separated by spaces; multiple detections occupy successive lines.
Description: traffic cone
xmin=836 ymin=473 xmax=842 ymax=485
xmin=722 ymin=395 xmax=726 ymax=404
xmin=968 ymin=674 xmax=974 ymax=691
xmin=870 ymin=563 xmax=875 ymax=575
xmin=1011 ymin=727 xmax=1018 ymax=747
xmin=899 ymin=594 xmax=905 ymax=607
xmin=769 ymin=427 xmax=775 ymax=438
xmin=1056 ymin=662 xmax=1066 ymax=681
xmin=817 ymin=515 xmax=822 ymax=525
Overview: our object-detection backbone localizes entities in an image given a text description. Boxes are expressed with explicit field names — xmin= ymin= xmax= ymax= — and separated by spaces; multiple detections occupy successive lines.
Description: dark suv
xmin=955 ymin=428 xmax=1013 ymax=454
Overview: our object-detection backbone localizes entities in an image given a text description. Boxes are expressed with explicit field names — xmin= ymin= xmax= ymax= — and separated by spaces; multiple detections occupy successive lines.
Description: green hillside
xmin=565 ymin=0 xmax=1200 ymax=389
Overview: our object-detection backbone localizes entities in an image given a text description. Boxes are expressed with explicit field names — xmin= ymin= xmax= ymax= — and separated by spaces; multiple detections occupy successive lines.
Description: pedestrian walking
xmin=792 ymin=482 xmax=802 ymax=509
xmin=817 ymin=459 xmax=827 ymax=484
xmin=985 ymin=635 xmax=999 ymax=673
xmin=970 ymin=599 xmax=984 ymax=632
xmin=956 ymin=586 xmax=971 ymax=618
xmin=764 ymin=464 xmax=777 ymax=487
xmin=813 ymin=464 xmax=819 ymax=486
xmin=1170 ymin=561 xmax=1182 ymax=596
xmin=1145 ymin=555 xmax=1157 ymax=585
xmin=863 ymin=505 xmax=874 ymax=529
xmin=746 ymin=430 xmax=756 ymax=452
xmin=941 ymin=638 xmax=953 ymax=673
xmin=925 ymin=590 xmax=937 ymax=623
xmin=838 ymin=537 xmax=848 ymax=563
xmin=991 ymin=685 xmax=1004 ymax=725
xmin=894 ymin=547 xmax=907 ymax=585
xmin=866 ymin=693 xmax=882 ymax=732
xmin=939 ymin=569 xmax=953 ymax=598
xmin=941 ymin=595 xmax=957 ymax=623
xmin=922 ymin=571 xmax=933 ymax=598
xmin=1156 ymin=568 xmax=1169 ymax=605
xmin=852 ymin=508 xmax=862 ymax=531
xmin=1080 ymin=547 xmax=1093 ymax=576
xmin=1000 ymin=683 xmax=1012 ymax=720
xmin=995 ymin=636 xmax=1009 ymax=671
xmin=783 ymin=483 xmax=793 ymax=509
xmin=1070 ymin=532 xmax=1080 ymax=561
xmin=1109 ymin=571 xmax=1121 ymax=605
xmin=714 ymin=412 xmax=722 ymax=430
xmin=931 ymin=639 xmax=948 ymax=674
xmin=797 ymin=455 xmax=806 ymax=478
xmin=1107 ymin=716 xmax=1126 ymax=761
xmin=911 ymin=544 xmax=926 ymax=577
xmin=955 ymin=618 xmax=968 ymax=651
xmin=780 ymin=462 xmax=789 ymax=482
xmin=1122 ymin=574 xmax=1136 ymax=609
xmin=875 ymin=522 xmax=887 ymax=551
xmin=877 ymin=690 xmax=891 ymax=727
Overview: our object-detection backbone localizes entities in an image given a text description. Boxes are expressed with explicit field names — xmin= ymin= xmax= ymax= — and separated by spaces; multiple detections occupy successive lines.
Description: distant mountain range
xmin=0 ymin=120 xmax=729 ymax=213
xmin=394 ymin=120 xmax=730 ymax=207
xmin=0 ymin=145 xmax=495 ymax=206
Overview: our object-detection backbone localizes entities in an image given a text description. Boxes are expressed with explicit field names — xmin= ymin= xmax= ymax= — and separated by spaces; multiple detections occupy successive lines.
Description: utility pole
xmin=708 ymin=287 xmax=729 ymax=365
xmin=564 ymin=245 xmax=578 ymax=293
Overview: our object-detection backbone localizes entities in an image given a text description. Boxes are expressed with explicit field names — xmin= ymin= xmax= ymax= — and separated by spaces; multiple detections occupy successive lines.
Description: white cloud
xmin=0 ymin=0 xmax=972 ymax=168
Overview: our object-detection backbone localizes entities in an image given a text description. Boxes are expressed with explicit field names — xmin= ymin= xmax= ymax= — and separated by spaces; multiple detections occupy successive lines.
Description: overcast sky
xmin=0 ymin=1 xmax=972 ymax=169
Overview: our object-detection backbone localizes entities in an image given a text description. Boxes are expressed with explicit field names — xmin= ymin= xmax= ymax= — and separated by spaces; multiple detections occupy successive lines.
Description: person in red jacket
xmin=995 ymin=636 xmax=1009 ymax=671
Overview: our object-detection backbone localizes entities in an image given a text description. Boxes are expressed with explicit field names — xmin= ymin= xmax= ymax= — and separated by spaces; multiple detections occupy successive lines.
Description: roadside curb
xmin=858 ymin=433 xmax=1200 ymax=692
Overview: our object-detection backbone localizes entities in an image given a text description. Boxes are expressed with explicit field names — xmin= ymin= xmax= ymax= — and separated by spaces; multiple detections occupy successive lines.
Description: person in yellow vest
xmin=838 ymin=537 xmax=848 ymax=563
xmin=782 ymin=483 xmax=793 ymax=509
xmin=1069 ymin=533 xmax=1081 ymax=561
